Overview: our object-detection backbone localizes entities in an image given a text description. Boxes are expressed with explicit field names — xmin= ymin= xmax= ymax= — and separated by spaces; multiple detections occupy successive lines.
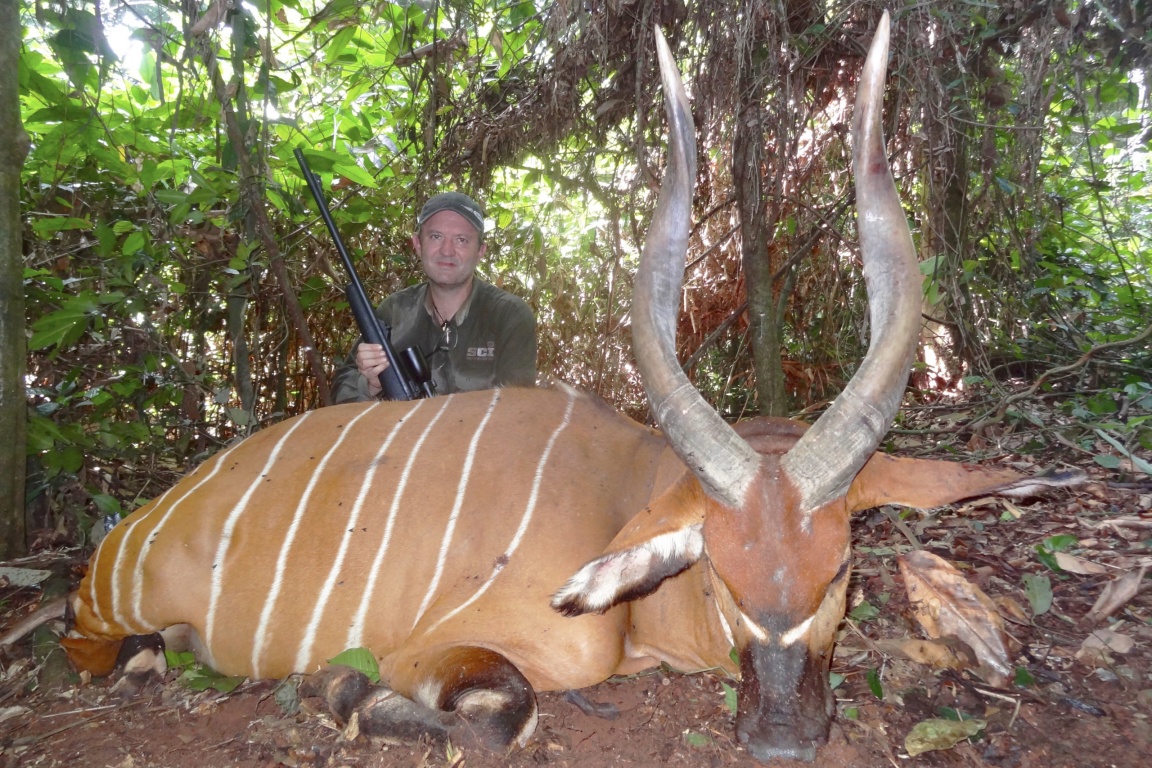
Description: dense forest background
xmin=2 ymin=0 xmax=1150 ymax=557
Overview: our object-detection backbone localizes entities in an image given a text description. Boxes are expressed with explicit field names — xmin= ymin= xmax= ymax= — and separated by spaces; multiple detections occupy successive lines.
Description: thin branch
xmin=969 ymin=321 xmax=1152 ymax=432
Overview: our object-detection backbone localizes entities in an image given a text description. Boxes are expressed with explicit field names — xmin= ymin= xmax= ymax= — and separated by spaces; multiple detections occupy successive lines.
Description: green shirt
xmin=331 ymin=279 xmax=536 ymax=402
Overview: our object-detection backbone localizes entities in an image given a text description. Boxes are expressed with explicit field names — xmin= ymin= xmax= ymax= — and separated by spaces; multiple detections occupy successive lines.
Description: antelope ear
xmin=551 ymin=476 xmax=707 ymax=617
xmin=847 ymin=454 xmax=1087 ymax=513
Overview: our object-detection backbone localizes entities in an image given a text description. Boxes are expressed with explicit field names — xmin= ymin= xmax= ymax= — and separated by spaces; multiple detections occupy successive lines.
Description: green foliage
xmin=849 ymin=600 xmax=880 ymax=623
xmin=16 ymin=1 xmax=1152 ymax=538
xmin=1022 ymin=573 xmax=1053 ymax=616
xmin=720 ymin=680 xmax=738 ymax=714
xmin=866 ymin=667 xmax=884 ymax=700
xmin=164 ymin=650 xmax=246 ymax=693
xmin=1034 ymin=535 xmax=1078 ymax=572
xmin=328 ymin=647 xmax=381 ymax=683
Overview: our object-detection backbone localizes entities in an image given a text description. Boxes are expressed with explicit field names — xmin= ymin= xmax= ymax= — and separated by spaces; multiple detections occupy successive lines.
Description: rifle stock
xmin=295 ymin=149 xmax=423 ymax=401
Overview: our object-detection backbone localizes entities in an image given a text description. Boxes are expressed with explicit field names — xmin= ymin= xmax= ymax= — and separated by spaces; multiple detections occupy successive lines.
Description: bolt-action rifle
xmin=295 ymin=149 xmax=433 ymax=400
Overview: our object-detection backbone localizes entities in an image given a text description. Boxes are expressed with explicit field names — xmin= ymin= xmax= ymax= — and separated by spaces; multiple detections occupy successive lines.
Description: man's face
xmin=413 ymin=210 xmax=486 ymax=291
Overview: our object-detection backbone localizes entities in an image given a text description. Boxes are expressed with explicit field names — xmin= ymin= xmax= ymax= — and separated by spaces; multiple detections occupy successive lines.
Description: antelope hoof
xmin=301 ymin=666 xmax=461 ymax=745
xmin=108 ymin=633 xmax=167 ymax=696
xmin=301 ymin=665 xmax=372 ymax=722
xmin=355 ymin=686 xmax=461 ymax=744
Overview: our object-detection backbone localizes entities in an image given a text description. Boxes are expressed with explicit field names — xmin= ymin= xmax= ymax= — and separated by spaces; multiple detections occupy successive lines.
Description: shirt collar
xmin=421 ymin=279 xmax=483 ymax=326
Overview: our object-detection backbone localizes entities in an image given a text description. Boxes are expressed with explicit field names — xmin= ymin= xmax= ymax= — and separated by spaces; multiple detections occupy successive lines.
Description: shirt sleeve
xmin=495 ymin=298 xmax=538 ymax=388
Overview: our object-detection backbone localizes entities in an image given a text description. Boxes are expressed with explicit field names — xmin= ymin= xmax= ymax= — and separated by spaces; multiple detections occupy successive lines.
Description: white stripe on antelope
xmin=62 ymin=13 xmax=1083 ymax=763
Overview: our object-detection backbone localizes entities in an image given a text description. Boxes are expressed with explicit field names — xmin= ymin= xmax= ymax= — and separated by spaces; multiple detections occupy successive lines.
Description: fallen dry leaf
xmin=1075 ymin=628 xmax=1136 ymax=667
xmin=0 ymin=705 xmax=30 ymax=724
xmin=1053 ymin=552 xmax=1108 ymax=575
xmin=875 ymin=637 xmax=976 ymax=672
xmin=342 ymin=710 xmax=361 ymax=741
xmin=994 ymin=595 xmax=1030 ymax=625
xmin=1085 ymin=517 xmax=1152 ymax=533
xmin=898 ymin=550 xmax=1013 ymax=686
xmin=1081 ymin=629 xmax=1136 ymax=655
xmin=1084 ymin=565 xmax=1149 ymax=624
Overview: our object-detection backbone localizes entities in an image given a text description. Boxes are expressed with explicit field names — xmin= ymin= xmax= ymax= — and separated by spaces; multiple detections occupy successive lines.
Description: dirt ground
xmin=1 ymin=456 xmax=1150 ymax=767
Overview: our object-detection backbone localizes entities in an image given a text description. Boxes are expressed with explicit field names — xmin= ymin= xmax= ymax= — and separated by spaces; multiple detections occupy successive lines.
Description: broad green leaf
xmin=1022 ymin=573 xmax=1052 ymax=616
xmin=122 ymin=230 xmax=146 ymax=255
xmin=325 ymin=26 xmax=357 ymax=64
xmin=866 ymin=668 xmax=883 ymax=699
xmin=905 ymin=718 xmax=986 ymax=757
xmin=153 ymin=189 xmax=189 ymax=205
xmin=1094 ymin=429 xmax=1152 ymax=475
xmin=331 ymin=158 xmax=378 ymax=188
xmin=29 ymin=294 xmax=101 ymax=350
xmin=328 ymin=648 xmax=380 ymax=683
xmin=90 ymin=493 xmax=124 ymax=518
xmin=32 ymin=217 xmax=92 ymax=238
xmin=849 ymin=600 xmax=880 ymax=622
xmin=177 ymin=665 xmax=246 ymax=693
xmin=720 ymin=681 xmax=737 ymax=714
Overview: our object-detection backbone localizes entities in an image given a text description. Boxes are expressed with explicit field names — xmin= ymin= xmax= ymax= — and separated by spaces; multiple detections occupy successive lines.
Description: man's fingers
xmin=355 ymin=345 xmax=392 ymax=396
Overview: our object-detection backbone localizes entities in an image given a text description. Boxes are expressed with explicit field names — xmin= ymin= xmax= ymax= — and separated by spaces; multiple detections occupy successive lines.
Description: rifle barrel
xmin=294 ymin=149 xmax=416 ymax=400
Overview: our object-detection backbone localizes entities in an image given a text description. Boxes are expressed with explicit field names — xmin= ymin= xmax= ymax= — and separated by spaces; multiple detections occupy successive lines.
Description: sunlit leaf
xmin=1022 ymin=573 xmax=1052 ymax=616
xmin=328 ymin=648 xmax=380 ymax=683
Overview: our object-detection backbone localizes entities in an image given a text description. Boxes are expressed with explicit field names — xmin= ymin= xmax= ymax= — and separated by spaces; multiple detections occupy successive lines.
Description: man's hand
xmin=355 ymin=343 xmax=390 ymax=397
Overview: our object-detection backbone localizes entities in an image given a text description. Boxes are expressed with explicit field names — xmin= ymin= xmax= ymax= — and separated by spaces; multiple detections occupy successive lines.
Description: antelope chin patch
xmin=551 ymin=525 xmax=703 ymax=616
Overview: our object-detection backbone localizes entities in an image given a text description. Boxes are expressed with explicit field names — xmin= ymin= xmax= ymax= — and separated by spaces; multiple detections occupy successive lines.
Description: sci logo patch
xmin=467 ymin=343 xmax=496 ymax=360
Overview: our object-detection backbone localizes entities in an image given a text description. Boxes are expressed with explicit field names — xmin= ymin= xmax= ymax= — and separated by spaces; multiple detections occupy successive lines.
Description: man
xmin=331 ymin=192 xmax=537 ymax=402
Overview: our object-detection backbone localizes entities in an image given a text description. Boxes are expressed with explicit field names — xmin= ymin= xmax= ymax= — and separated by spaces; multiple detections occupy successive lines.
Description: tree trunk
xmin=733 ymin=34 xmax=789 ymax=417
xmin=0 ymin=0 xmax=30 ymax=558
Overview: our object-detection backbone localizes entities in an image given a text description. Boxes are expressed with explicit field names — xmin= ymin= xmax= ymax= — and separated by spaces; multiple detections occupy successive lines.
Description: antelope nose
xmin=737 ymin=727 xmax=818 ymax=763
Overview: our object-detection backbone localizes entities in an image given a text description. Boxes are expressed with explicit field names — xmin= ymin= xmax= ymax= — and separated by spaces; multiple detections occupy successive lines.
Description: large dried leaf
xmin=1053 ymin=552 xmax=1107 ymax=575
xmin=1075 ymin=628 xmax=1136 ymax=668
xmin=1080 ymin=629 xmax=1135 ymax=656
xmin=875 ymin=637 xmax=976 ymax=672
xmin=898 ymin=551 xmax=1013 ymax=686
xmin=1084 ymin=565 xmax=1149 ymax=624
